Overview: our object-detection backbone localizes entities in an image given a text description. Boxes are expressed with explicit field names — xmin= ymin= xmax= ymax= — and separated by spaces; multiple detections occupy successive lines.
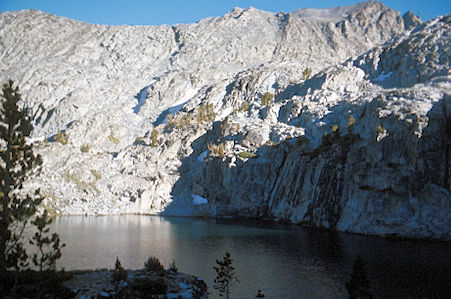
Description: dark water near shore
xmin=52 ymin=215 xmax=450 ymax=298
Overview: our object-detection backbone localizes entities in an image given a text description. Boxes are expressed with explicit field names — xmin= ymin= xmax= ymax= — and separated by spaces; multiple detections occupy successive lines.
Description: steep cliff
xmin=0 ymin=2 xmax=449 ymax=239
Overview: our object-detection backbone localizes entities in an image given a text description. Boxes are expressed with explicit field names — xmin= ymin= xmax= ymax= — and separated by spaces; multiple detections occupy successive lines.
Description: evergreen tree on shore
xmin=255 ymin=289 xmax=265 ymax=298
xmin=113 ymin=257 xmax=127 ymax=282
xmin=213 ymin=251 xmax=239 ymax=299
xmin=0 ymin=80 xmax=64 ymax=292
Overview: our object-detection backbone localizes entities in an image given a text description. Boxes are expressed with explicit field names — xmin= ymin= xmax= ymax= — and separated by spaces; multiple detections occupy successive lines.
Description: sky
xmin=0 ymin=0 xmax=450 ymax=25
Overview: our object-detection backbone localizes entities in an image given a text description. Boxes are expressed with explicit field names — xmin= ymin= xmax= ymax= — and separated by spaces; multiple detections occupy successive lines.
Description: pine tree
xmin=261 ymin=92 xmax=274 ymax=106
xmin=0 ymin=80 xmax=63 ymax=280
xmin=213 ymin=251 xmax=239 ymax=299
xmin=303 ymin=67 xmax=312 ymax=80
xmin=346 ymin=255 xmax=372 ymax=299
xmin=30 ymin=210 xmax=64 ymax=271
xmin=169 ymin=259 xmax=178 ymax=273
xmin=112 ymin=257 xmax=127 ymax=282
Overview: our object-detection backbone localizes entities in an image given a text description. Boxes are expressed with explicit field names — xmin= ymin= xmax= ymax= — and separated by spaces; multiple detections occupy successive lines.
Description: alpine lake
xmin=51 ymin=215 xmax=450 ymax=298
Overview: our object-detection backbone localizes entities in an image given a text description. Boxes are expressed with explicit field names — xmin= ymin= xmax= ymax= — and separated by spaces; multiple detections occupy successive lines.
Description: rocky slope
xmin=0 ymin=1 xmax=449 ymax=239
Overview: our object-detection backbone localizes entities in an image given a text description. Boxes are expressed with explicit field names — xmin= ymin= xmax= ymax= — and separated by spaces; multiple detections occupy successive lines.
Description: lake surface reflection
xmin=52 ymin=215 xmax=450 ymax=298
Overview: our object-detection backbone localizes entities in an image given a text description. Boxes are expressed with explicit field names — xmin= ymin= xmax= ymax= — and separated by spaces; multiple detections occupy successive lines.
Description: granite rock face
xmin=0 ymin=2 xmax=449 ymax=239
xmin=194 ymin=16 xmax=450 ymax=240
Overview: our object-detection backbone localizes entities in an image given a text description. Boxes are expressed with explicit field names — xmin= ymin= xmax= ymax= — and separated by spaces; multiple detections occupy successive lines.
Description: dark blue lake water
xmin=52 ymin=215 xmax=450 ymax=298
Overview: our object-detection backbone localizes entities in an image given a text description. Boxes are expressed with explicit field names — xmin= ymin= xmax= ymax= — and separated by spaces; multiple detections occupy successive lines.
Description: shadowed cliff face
xmin=1 ymin=3 xmax=449 ymax=239
xmin=194 ymin=94 xmax=449 ymax=240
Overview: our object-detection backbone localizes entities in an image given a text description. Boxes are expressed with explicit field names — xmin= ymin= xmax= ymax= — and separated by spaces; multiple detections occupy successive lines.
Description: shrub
xmin=283 ymin=136 xmax=294 ymax=143
xmin=303 ymin=67 xmax=312 ymax=80
xmin=130 ymin=277 xmax=167 ymax=294
xmin=90 ymin=169 xmax=101 ymax=181
xmin=183 ymin=113 xmax=192 ymax=126
xmin=80 ymin=144 xmax=90 ymax=153
xmin=321 ymin=133 xmax=334 ymax=147
xmin=208 ymin=143 xmax=225 ymax=158
xmin=347 ymin=115 xmax=356 ymax=134
xmin=112 ymin=257 xmax=127 ymax=283
xmin=266 ymin=140 xmax=279 ymax=147
xmin=332 ymin=124 xmax=341 ymax=138
xmin=206 ymin=104 xmax=216 ymax=121
xmin=150 ymin=129 xmax=158 ymax=147
xmin=175 ymin=113 xmax=192 ymax=129
xmin=134 ymin=136 xmax=145 ymax=145
xmin=144 ymin=256 xmax=164 ymax=273
xmin=55 ymin=130 xmax=68 ymax=145
xmin=337 ymin=133 xmax=361 ymax=147
xmin=238 ymin=152 xmax=258 ymax=159
xmin=310 ymin=133 xmax=333 ymax=159
xmin=296 ymin=135 xmax=309 ymax=146
xmin=233 ymin=102 xmax=249 ymax=114
xmin=239 ymin=101 xmax=249 ymax=112
xmin=261 ymin=92 xmax=274 ymax=106
xmin=165 ymin=111 xmax=195 ymax=131
xmin=108 ymin=132 xmax=119 ymax=144
xmin=347 ymin=115 xmax=356 ymax=127
xmin=165 ymin=114 xmax=175 ymax=130
xmin=196 ymin=103 xmax=216 ymax=123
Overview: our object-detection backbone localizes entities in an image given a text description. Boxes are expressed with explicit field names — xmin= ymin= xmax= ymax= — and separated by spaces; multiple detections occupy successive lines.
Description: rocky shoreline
xmin=63 ymin=269 xmax=207 ymax=298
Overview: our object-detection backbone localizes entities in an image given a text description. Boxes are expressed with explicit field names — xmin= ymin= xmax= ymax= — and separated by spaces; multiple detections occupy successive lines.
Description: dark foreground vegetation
xmin=1 ymin=257 xmax=207 ymax=298
xmin=1 ymin=270 xmax=73 ymax=298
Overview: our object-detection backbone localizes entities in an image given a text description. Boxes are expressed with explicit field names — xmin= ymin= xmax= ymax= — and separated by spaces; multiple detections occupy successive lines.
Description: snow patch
xmin=157 ymin=88 xmax=199 ymax=125
xmin=373 ymin=71 xmax=393 ymax=82
xmin=133 ymin=80 xmax=157 ymax=114
xmin=197 ymin=150 xmax=209 ymax=162
xmin=178 ymin=282 xmax=188 ymax=289
xmin=192 ymin=194 xmax=208 ymax=205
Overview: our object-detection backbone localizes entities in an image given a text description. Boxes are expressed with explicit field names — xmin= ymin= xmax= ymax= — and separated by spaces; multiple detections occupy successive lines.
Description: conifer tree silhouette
xmin=346 ymin=255 xmax=372 ymax=299
xmin=0 ymin=80 xmax=64 ymax=285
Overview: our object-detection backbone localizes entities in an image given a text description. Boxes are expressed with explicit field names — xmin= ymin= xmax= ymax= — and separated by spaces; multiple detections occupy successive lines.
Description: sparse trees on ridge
xmin=261 ymin=92 xmax=274 ymax=106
